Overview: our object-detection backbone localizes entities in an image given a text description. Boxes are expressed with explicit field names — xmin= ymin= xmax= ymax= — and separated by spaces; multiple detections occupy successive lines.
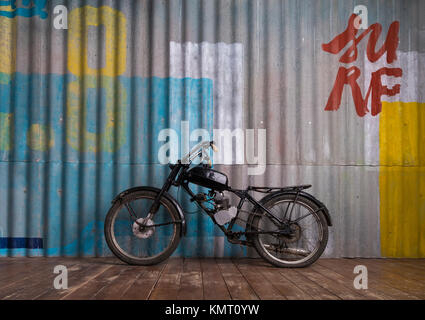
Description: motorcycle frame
xmin=146 ymin=160 xmax=312 ymax=246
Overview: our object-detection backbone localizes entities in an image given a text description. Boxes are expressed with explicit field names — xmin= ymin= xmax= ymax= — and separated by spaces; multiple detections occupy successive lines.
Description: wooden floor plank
xmin=318 ymin=259 xmax=421 ymax=300
xmin=0 ymin=259 xmax=82 ymax=299
xmin=353 ymin=259 xmax=425 ymax=299
xmin=0 ymin=261 xmax=51 ymax=285
xmin=278 ymin=268 xmax=340 ymax=300
xmin=233 ymin=259 xmax=287 ymax=300
xmin=149 ymin=258 xmax=183 ymax=300
xmin=345 ymin=259 xmax=425 ymax=299
xmin=0 ymin=257 xmax=424 ymax=300
xmin=256 ymin=265 xmax=312 ymax=300
xmin=392 ymin=259 xmax=425 ymax=272
xmin=119 ymin=263 xmax=166 ymax=300
xmin=294 ymin=265 xmax=370 ymax=300
xmin=0 ymin=258 xmax=82 ymax=285
xmin=396 ymin=259 xmax=425 ymax=266
xmin=38 ymin=262 xmax=113 ymax=300
xmin=216 ymin=259 xmax=259 ymax=300
xmin=369 ymin=259 xmax=425 ymax=282
xmin=62 ymin=265 xmax=128 ymax=300
xmin=1 ymin=261 xmax=82 ymax=300
xmin=309 ymin=263 xmax=390 ymax=300
xmin=200 ymin=258 xmax=231 ymax=300
xmin=92 ymin=265 xmax=150 ymax=300
xmin=176 ymin=258 xmax=203 ymax=300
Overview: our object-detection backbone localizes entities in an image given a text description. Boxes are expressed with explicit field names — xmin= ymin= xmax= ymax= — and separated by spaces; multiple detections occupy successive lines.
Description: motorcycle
xmin=104 ymin=141 xmax=331 ymax=267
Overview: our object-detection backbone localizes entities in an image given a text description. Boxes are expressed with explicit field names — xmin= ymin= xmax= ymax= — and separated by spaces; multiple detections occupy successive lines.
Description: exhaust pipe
xmin=264 ymin=244 xmax=310 ymax=257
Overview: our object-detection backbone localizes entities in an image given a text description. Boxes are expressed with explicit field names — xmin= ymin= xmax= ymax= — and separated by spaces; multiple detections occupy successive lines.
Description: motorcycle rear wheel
xmin=250 ymin=193 xmax=328 ymax=268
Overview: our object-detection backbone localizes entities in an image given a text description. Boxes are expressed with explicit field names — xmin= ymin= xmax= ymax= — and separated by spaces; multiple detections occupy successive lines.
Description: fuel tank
xmin=186 ymin=165 xmax=229 ymax=191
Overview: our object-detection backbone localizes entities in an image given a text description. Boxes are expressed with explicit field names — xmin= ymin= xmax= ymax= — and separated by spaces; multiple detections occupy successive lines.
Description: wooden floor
xmin=0 ymin=257 xmax=424 ymax=300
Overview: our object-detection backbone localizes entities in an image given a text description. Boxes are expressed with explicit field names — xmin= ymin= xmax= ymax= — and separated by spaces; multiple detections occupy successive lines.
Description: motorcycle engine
xmin=211 ymin=191 xmax=237 ymax=225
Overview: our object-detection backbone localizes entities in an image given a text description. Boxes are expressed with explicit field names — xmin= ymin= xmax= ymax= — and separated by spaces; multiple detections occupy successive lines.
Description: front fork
xmin=144 ymin=163 xmax=182 ymax=223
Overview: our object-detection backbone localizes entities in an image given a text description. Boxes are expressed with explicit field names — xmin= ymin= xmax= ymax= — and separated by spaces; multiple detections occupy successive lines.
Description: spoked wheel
xmin=104 ymin=190 xmax=181 ymax=265
xmin=251 ymin=193 xmax=328 ymax=268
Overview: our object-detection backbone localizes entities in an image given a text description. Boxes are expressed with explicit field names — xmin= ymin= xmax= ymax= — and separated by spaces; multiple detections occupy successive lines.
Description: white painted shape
xmin=364 ymin=50 xmax=425 ymax=103
xmin=362 ymin=50 xmax=425 ymax=165
xmin=361 ymin=50 xmax=381 ymax=165
xmin=363 ymin=113 xmax=380 ymax=165
xmin=170 ymin=41 xmax=244 ymax=130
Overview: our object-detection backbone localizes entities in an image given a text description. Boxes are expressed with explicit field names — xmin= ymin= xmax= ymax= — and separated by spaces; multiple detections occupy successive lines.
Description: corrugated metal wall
xmin=0 ymin=0 xmax=423 ymax=257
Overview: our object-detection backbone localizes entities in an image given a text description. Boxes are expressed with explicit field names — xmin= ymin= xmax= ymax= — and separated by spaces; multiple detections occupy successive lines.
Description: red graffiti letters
xmin=322 ymin=14 xmax=402 ymax=116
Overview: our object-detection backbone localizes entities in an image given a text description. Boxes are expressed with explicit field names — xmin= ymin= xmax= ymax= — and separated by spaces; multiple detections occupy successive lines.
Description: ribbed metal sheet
xmin=0 ymin=0 xmax=423 ymax=257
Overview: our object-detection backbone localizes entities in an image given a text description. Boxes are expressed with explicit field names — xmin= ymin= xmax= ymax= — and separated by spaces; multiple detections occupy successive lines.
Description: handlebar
xmin=180 ymin=140 xmax=218 ymax=165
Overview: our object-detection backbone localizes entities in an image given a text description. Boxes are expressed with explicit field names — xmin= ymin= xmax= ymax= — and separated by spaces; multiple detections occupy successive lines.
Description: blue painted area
xmin=0 ymin=237 xmax=43 ymax=248
xmin=0 ymin=72 xmax=223 ymax=257
xmin=0 ymin=73 xmax=213 ymax=163
xmin=0 ymin=0 xmax=48 ymax=19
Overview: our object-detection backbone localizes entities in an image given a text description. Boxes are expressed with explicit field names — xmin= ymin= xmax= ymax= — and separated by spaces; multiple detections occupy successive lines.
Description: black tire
xmin=250 ymin=193 xmax=328 ymax=268
xmin=104 ymin=190 xmax=181 ymax=265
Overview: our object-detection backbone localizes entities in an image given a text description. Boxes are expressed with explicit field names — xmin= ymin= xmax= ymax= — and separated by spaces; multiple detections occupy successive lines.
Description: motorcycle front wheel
xmin=104 ymin=190 xmax=181 ymax=265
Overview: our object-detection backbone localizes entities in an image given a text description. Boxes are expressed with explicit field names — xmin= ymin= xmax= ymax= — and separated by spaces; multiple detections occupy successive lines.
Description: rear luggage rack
xmin=247 ymin=185 xmax=312 ymax=193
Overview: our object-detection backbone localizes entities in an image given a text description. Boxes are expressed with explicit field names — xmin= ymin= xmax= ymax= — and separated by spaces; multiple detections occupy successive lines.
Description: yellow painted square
xmin=380 ymin=101 xmax=425 ymax=257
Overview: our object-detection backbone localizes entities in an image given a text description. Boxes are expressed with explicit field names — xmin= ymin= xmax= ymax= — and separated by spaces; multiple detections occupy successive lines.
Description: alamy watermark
xmin=53 ymin=5 xmax=68 ymax=29
xmin=353 ymin=265 xmax=368 ymax=290
xmin=353 ymin=5 xmax=368 ymax=30
xmin=158 ymin=121 xmax=267 ymax=176
xmin=53 ymin=265 xmax=68 ymax=290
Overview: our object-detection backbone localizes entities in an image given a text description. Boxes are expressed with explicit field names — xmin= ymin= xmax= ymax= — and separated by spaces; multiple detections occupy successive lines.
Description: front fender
xmin=112 ymin=186 xmax=187 ymax=236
